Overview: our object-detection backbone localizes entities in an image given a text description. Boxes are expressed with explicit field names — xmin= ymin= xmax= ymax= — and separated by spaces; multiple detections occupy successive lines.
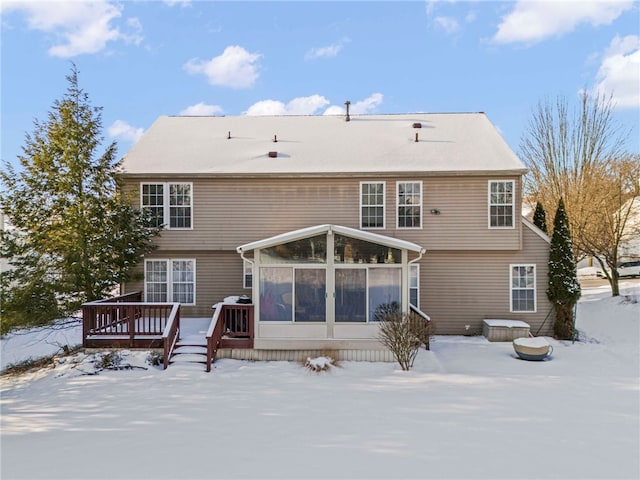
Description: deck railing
xmin=82 ymin=292 xmax=180 ymax=350
xmin=205 ymin=303 xmax=254 ymax=372
xmin=162 ymin=303 xmax=181 ymax=370
xmin=409 ymin=304 xmax=432 ymax=350
xmin=92 ymin=291 xmax=143 ymax=304
xmin=205 ymin=306 xmax=225 ymax=373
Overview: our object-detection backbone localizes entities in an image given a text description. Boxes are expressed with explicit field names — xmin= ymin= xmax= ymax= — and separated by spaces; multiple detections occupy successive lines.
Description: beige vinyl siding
xmin=124 ymin=175 xmax=521 ymax=252
xmin=125 ymin=251 xmax=244 ymax=317
xmin=420 ymin=223 xmax=552 ymax=336
xmin=122 ymin=225 xmax=549 ymax=335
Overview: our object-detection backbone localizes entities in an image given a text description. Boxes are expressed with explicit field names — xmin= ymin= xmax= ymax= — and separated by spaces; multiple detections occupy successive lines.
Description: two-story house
xmin=119 ymin=112 xmax=553 ymax=359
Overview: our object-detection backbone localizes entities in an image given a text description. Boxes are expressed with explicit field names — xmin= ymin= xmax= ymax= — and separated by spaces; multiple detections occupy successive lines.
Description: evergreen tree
xmin=547 ymin=198 xmax=581 ymax=340
xmin=533 ymin=201 xmax=548 ymax=234
xmin=0 ymin=64 xmax=160 ymax=333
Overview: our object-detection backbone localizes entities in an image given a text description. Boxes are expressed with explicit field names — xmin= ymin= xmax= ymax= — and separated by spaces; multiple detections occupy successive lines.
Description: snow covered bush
xmin=95 ymin=351 xmax=123 ymax=370
xmin=146 ymin=351 xmax=163 ymax=367
xmin=93 ymin=351 xmax=148 ymax=372
xmin=304 ymin=353 xmax=337 ymax=372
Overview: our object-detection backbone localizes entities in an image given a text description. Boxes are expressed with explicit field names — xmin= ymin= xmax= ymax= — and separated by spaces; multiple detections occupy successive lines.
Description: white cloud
xmin=164 ymin=0 xmax=191 ymax=7
xmin=594 ymin=35 xmax=640 ymax=109
xmin=492 ymin=0 xmax=635 ymax=46
xmin=179 ymin=102 xmax=224 ymax=116
xmin=184 ymin=46 xmax=262 ymax=89
xmin=2 ymin=0 xmax=141 ymax=57
xmin=323 ymin=93 xmax=384 ymax=115
xmin=323 ymin=105 xmax=345 ymax=116
xmin=351 ymin=93 xmax=384 ymax=114
xmin=108 ymin=120 xmax=144 ymax=143
xmin=123 ymin=17 xmax=143 ymax=46
xmin=434 ymin=16 xmax=460 ymax=34
xmin=304 ymin=38 xmax=350 ymax=60
xmin=425 ymin=1 xmax=475 ymax=35
xmin=245 ymin=95 xmax=330 ymax=116
xmin=464 ymin=11 xmax=477 ymax=24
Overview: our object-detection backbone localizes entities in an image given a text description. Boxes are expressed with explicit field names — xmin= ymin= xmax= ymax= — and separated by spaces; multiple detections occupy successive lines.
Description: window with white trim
xmin=141 ymin=182 xmax=192 ymax=229
xmin=243 ymin=260 xmax=253 ymax=289
xmin=489 ymin=180 xmax=514 ymax=228
xmin=409 ymin=264 xmax=420 ymax=308
xmin=360 ymin=182 xmax=385 ymax=229
xmin=397 ymin=181 xmax=422 ymax=228
xmin=145 ymin=259 xmax=196 ymax=305
xmin=510 ymin=264 xmax=535 ymax=312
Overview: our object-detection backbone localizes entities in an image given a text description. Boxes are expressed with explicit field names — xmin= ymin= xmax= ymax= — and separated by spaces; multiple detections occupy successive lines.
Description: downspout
xmin=237 ymin=247 xmax=253 ymax=266
xmin=237 ymin=247 xmax=256 ymax=341
xmin=409 ymin=248 xmax=425 ymax=266
xmin=407 ymin=248 xmax=425 ymax=312
xmin=237 ymin=248 xmax=255 ymax=283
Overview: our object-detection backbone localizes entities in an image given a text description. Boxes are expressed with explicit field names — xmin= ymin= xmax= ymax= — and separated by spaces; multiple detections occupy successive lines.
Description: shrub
xmin=1 ymin=355 xmax=56 ymax=376
xmin=305 ymin=355 xmax=334 ymax=372
xmin=378 ymin=311 xmax=433 ymax=371
xmin=146 ymin=351 xmax=163 ymax=367
xmin=95 ymin=351 xmax=123 ymax=370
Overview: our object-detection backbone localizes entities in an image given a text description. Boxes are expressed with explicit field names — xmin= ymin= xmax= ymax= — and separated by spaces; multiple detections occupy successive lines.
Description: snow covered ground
xmin=1 ymin=282 xmax=639 ymax=480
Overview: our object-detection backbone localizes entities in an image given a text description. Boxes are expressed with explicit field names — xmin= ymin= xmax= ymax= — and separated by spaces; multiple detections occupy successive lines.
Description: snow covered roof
xmin=120 ymin=113 xmax=527 ymax=176
xmin=237 ymin=224 xmax=426 ymax=254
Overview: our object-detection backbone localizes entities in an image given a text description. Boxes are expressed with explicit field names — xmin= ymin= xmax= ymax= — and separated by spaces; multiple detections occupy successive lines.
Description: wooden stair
xmin=169 ymin=337 xmax=209 ymax=370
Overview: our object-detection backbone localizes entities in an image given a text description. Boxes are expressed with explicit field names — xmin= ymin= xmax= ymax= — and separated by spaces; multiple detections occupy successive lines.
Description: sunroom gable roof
xmin=236 ymin=224 xmax=426 ymax=254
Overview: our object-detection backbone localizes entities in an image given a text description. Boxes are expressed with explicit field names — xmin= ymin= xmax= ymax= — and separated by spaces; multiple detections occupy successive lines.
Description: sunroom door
xmin=335 ymin=269 xmax=366 ymax=322
xmin=334 ymin=267 xmax=402 ymax=323
xmin=294 ymin=268 xmax=326 ymax=322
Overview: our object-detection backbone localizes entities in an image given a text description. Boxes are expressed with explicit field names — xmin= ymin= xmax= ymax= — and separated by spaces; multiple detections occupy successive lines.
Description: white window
xmin=141 ymin=182 xmax=193 ymax=229
xmin=360 ymin=182 xmax=385 ymax=229
xmin=409 ymin=264 xmax=420 ymax=308
xmin=510 ymin=264 xmax=536 ymax=312
xmin=489 ymin=180 xmax=514 ymax=228
xmin=397 ymin=181 xmax=422 ymax=229
xmin=145 ymin=259 xmax=196 ymax=305
xmin=243 ymin=260 xmax=253 ymax=289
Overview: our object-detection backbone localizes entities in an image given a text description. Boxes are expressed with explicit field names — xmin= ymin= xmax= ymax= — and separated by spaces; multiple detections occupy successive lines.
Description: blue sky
xmin=2 ymin=1 xmax=639 ymax=169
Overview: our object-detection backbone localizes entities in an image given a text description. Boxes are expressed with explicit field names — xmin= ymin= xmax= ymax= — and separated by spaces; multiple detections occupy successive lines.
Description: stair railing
xmin=205 ymin=305 xmax=225 ymax=373
xmin=161 ymin=303 xmax=181 ymax=370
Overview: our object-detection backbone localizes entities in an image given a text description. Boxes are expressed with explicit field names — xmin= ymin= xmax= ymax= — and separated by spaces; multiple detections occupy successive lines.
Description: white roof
xmin=121 ymin=113 xmax=526 ymax=176
xmin=237 ymin=224 xmax=425 ymax=254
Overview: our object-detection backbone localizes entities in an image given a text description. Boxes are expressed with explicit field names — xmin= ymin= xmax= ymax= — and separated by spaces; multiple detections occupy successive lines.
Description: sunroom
xmin=237 ymin=224 xmax=426 ymax=350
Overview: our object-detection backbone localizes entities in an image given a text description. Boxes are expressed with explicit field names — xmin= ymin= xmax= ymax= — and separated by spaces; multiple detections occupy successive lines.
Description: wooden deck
xmin=82 ymin=293 xmax=254 ymax=371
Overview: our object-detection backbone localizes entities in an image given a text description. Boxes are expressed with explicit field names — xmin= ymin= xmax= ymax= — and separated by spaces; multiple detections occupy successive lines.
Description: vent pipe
xmin=344 ymin=100 xmax=351 ymax=122
xmin=273 ymin=134 xmax=278 ymax=142
xmin=227 ymin=131 xmax=231 ymax=139
xmin=415 ymin=132 xmax=419 ymax=143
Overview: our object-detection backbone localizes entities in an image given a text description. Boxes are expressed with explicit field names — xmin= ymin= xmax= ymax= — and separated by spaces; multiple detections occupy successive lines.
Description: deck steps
xmin=169 ymin=353 xmax=208 ymax=364
xmin=173 ymin=345 xmax=207 ymax=355
xmin=169 ymin=336 xmax=209 ymax=369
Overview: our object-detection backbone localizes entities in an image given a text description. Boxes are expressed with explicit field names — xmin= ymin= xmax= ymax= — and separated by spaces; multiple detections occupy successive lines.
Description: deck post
xmin=82 ymin=304 xmax=91 ymax=348
xmin=129 ymin=304 xmax=135 ymax=348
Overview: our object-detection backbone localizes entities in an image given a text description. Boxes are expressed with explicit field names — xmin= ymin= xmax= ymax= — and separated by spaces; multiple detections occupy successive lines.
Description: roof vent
xmin=227 ymin=131 xmax=231 ymax=139
xmin=273 ymin=134 xmax=278 ymax=142
xmin=412 ymin=122 xmax=422 ymax=128
xmin=344 ymin=100 xmax=351 ymax=122
xmin=268 ymin=151 xmax=278 ymax=158
xmin=415 ymin=132 xmax=419 ymax=143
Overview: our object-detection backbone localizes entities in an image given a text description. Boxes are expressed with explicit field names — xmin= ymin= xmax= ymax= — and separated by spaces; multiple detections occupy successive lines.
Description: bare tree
xmin=575 ymin=157 xmax=640 ymax=296
xmin=520 ymin=91 xmax=635 ymax=295
xmin=378 ymin=311 xmax=433 ymax=371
